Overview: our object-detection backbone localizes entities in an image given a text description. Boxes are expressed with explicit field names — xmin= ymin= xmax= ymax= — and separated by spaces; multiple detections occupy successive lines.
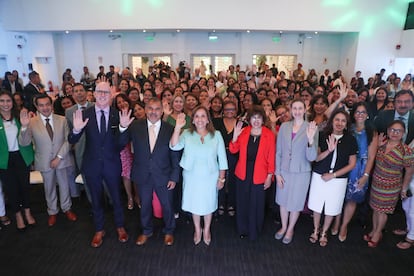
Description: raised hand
xmin=338 ymin=82 xmax=348 ymax=100
xmin=73 ymin=109 xmax=89 ymax=132
xmin=162 ymin=99 xmax=172 ymax=117
xmin=326 ymin=134 xmax=338 ymax=153
xmin=20 ymin=109 xmax=30 ymax=127
xmin=378 ymin=132 xmax=387 ymax=147
xmin=306 ymin=121 xmax=318 ymax=143
xmin=232 ymin=121 xmax=244 ymax=142
xmin=119 ymin=109 xmax=134 ymax=128
xmin=175 ymin=113 xmax=186 ymax=129
xmin=269 ymin=110 xmax=278 ymax=124
xmin=207 ymin=86 xmax=216 ymax=98
xmin=96 ymin=75 xmax=107 ymax=84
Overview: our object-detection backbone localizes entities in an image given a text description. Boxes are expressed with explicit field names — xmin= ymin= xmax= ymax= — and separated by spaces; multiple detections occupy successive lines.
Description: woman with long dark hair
xmin=308 ymin=109 xmax=357 ymax=247
xmin=333 ymin=102 xmax=378 ymax=242
xmin=0 ymin=91 xmax=35 ymax=230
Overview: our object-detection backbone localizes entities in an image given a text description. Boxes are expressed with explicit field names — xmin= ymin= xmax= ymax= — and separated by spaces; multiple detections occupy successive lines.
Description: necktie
xmin=45 ymin=118 xmax=53 ymax=140
xmin=149 ymin=124 xmax=156 ymax=153
xmin=100 ymin=110 xmax=106 ymax=137
xmin=399 ymin=116 xmax=407 ymax=142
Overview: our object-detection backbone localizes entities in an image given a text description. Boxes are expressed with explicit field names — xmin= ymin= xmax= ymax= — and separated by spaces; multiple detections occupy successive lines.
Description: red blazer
xmin=229 ymin=126 xmax=275 ymax=184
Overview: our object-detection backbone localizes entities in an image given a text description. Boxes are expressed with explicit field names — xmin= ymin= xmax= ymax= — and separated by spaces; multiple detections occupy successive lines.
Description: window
xmin=191 ymin=54 xmax=235 ymax=76
xmin=128 ymin=54 xmax=172 ymax=76
xmin=252 ymin=55 xmax=296 ymax=75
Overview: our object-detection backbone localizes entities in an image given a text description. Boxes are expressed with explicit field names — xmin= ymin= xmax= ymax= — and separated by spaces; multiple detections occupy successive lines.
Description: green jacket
xmin=0 ymin=118 xmax=34 ymax=169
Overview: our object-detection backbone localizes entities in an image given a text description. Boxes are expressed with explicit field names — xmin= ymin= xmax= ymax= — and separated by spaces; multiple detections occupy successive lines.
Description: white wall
xmin=1 ymin=0 xmax=408 ymax=33
xmin=0 ymin=0 xmax=412 ymax=86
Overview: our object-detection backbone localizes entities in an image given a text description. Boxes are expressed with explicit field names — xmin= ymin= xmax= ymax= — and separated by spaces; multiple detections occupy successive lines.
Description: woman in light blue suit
xmin=275 ymin=99 xmax=318 ymax=244
xmin=170 ymin=106 xmax=228 ymax=245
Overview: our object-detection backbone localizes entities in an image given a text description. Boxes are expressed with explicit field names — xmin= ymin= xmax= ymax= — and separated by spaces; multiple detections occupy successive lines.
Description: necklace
xmin=1 ymin=113 xmax=12 ymax=122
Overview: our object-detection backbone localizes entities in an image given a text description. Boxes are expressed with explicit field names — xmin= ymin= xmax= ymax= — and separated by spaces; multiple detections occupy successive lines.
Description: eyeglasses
xmin=276 ymin=111 xmax=286 ymax=117
xmin=395 ymin=100 xmax=412 ymax=105
xmin=223 ymin=108 xmax=236 ymax=112
xmin=95 ymin=90 xmax=110 ymax=95
xmin=354 ymin=111 xmax=367 ymax=115
xmin=389 ymin=128 xmax=404 ymax=134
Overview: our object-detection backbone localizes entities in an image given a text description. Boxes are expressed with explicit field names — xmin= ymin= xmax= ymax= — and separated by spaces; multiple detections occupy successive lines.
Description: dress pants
xmin=402 ymin=177 xmax=414 ymax=240
xmin=219 ymin=151 xmax=237 ymax=208
xmin=41 ymin=167 xmax=72 ymax=215
xmin=236 ymin=177 xmax=265 ymax=240
xmin=67 ymin=165 xmax=80 ymax=198
xmin=138 ymin=174 xmax=175 ymax=235
xmin=0 ymin=151 xmax=31 ymax=213
xmin=0 ymin=179 xmax=5 ymax=217
xmin=84 ymin=166 xmax=124 ymax=232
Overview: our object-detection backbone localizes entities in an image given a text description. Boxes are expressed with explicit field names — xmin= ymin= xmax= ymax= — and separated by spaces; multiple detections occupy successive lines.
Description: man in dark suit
xmin=131 ymin=97 xmax=180 ymax=246
xmin=375 ymin=90 xmax=414 ymax=145
xmin=68 ymin=81 xmax=133 ymax=248
xmin=22 ymin=71 xmax=43 ymax=112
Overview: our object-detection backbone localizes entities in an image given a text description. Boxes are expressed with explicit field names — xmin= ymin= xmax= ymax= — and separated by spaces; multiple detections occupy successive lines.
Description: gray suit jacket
xmin=19 ymin=114 xmax=73 ymax=172
xmin=65 ymin=103 xmax=94 ymax=168
xmin=275 ymin=121 xmax=318 ymax=175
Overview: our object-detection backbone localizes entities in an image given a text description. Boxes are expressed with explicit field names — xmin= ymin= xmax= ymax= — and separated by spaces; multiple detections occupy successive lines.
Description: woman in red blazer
xmin=229 ymin=105 xmax=275 ymax=240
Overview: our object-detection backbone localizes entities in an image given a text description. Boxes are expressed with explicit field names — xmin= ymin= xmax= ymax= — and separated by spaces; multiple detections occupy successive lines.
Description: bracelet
xmin=363 ymin=172 xmax=369 ymax=177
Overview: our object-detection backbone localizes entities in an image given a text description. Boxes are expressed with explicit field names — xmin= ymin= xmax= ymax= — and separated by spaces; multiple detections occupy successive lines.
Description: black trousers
xmin=0 ymin=151 xmax=31 ymax=213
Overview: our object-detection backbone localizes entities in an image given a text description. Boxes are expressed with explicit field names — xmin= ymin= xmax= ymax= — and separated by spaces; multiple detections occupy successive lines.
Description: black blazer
xmin=2 ymin=80 xmax=23 ymax=93
xmin=128 ymin=119 xmax=180 ymax=186
xmin=374 ymin=110 xmax=414 ymax=145
xmin=22 ymin=83 xmax=40 ymax=112
xmin=68 ymin=106 xmax=128 ymax=176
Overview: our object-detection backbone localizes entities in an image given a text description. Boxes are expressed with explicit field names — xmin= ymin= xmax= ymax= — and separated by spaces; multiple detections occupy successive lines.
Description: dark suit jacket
xmin=2 ymin=80 xmax=23 ymax=93
xmin=129 ymin=119 xmax=180 ymax=186
xmin=319 ymin=75 xmax=332 ymax=88
xmin=22 ymin=83 xmax=40 ymax=112
xmin=68 ymin=106 xmax=128 ymax=177
xmin=374 ymin=110 xmax=414 ymax=145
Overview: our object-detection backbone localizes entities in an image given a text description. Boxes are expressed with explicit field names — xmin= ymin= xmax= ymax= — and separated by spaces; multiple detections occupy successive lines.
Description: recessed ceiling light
xmin=176 ymin=29 xmax=180 ymax=32
xmin=143 ymin=29 xmax=146 ymax=33
xmin=315 ymin=31 xmax=318 ymax=34
xmin=109 ymin=30 xmax=113 ymax=33
xmin=246 ymin=30 xmax=250 ymax=33
xmin=65 ymin=30 xmax=69 ymax=34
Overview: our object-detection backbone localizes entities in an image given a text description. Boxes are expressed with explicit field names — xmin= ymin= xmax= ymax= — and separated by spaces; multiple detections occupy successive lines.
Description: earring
xmin=367 ymin=116 xmax=370 ymax=119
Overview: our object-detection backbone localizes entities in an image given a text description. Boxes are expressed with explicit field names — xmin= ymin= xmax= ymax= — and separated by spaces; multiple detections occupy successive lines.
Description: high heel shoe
xmin=368 ymin=234 xmax=382 ymax=248
xmin=24 ymin=209 xmax=36 ymax=226
xmin=319 ymin=231 xmax=328 ymax=247
xmin=363 ymin=234 xmax=372 ymax=242
xmin=338 ymin=227 xmax=347 ymax=242
xmin=194 ymin=230 xmax=202 ymax=245
xmin=16 ymin=212 xmax=26 ymax=232
xmin=203 ymin=230 xmax=211 ymax=246
xmin=309 ymin=229 xmax=319 ymax=244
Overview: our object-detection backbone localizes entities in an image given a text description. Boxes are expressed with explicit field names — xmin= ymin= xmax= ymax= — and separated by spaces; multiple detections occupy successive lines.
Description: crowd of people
xmin=0 ymin=61 xmax=414 ymax=251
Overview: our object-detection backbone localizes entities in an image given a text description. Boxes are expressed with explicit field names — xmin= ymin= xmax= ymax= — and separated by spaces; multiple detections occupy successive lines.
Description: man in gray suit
xmin=65 ymin=83 xmax=94 ymax=201
xmin=19 ymin=94 xmax=77 ymax=226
